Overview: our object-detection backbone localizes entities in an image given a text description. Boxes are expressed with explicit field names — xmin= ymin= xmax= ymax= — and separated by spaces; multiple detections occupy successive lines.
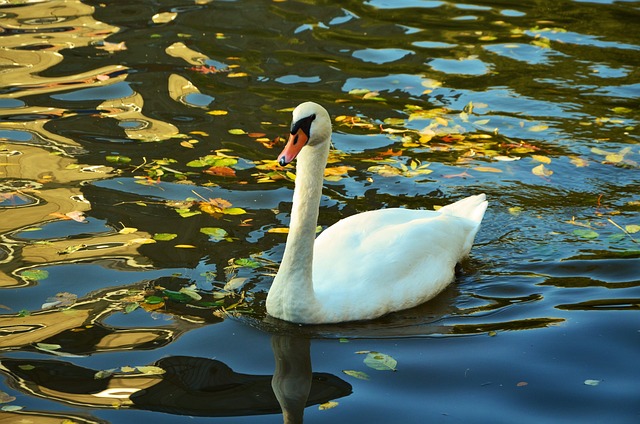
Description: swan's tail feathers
xmin=440 ymin=194 xmax=488 ymax=223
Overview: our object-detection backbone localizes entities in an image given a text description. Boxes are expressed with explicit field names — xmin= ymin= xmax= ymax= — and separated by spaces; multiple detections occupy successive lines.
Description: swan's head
xmin=278 ymin=102 xmax=331 ymax=166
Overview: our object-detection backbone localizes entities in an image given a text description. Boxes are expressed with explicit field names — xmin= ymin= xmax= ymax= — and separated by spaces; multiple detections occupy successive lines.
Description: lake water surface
xmin=0 ymin=0 xmax=639 ymax=423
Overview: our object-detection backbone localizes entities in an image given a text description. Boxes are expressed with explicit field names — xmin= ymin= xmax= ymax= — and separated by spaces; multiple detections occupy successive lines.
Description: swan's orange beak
xmin=278 ymin=128 xmax=309 ymax=166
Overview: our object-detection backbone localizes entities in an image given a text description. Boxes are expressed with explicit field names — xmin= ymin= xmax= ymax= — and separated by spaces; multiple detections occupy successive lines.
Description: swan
xmin=265 ymin=102 xmax=488 ymax=324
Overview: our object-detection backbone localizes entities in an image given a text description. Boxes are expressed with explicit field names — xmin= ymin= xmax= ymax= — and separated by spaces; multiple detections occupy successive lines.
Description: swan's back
xmin=311 ymin=194 xmax=487 ymax=322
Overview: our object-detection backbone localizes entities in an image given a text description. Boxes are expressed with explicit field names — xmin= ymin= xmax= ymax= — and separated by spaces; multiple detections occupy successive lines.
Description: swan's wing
xmin=311 ymin=208 xmax=479 ymax=315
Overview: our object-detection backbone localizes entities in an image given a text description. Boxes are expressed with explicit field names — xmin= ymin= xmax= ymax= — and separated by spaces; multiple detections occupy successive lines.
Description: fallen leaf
xmin=319 ymin=401 xmax=339 ymax=410
xmin=573 ymin=229 xmax=599 ymax=239
xmin=532 ymin=164 xmax=553 ymax=177
xmin=361 ymin=351 xmax=397 ymax=371
xmin=200 ymin=227 xmax=230 ymax=242
xmin=21 ymin=269 xmax=49 ymax=282
xmin=342 ymin=370 xmax=370 ymax=380
xmin=528 ymin=124 xmax=549 ymax=132
xmin=119 ymin=227 xmax=138 ymax=234
xmin=204 ymin=166 xmax=236 ymax=177
xmin=474 ymin=166 xmax=502 ymax=173
xmin=152 ymin=12 xmax=177 ymax=24
xmin=207 ymin=110 xmax=228 ymax=116
xmin=584 ymin=379 xmax=601 ymax=386
xmin=516 ymin=381 xmax=528 ymax=387
xmin=532 ymin=155 xmax=551 ymax=164
xmin=228 ymin=129 xmax=247 ymax=135
xmin=66 ymin=211 xmax=87 ymax=223
xmin=97 ymin=41 xmax=127 ymax=52
xmin=153 ymin=233 xmax=177 ymax=241
xmin=625 ymin=225 xmax=640 ymax=234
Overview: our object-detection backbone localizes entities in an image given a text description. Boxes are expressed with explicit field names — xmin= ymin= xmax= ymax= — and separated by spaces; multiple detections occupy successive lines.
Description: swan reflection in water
xmin=0 ymin=334 xmax=351 ymax=423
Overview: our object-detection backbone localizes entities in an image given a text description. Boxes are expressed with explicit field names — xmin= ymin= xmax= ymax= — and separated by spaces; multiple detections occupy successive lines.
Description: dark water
xmin=1 ymin=0 xmax=639 ymax=422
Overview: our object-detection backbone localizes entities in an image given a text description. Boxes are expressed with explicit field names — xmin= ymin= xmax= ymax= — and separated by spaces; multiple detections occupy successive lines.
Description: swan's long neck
xmin=267 ymin=139 xmax=330 ymax=323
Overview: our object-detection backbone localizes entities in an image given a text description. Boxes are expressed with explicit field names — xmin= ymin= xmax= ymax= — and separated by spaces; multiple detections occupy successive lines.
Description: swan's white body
xmin=266 ymin=102 xmax=487 ymax=324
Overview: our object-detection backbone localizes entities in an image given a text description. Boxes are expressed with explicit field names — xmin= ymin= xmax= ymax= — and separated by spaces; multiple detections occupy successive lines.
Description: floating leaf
xmin=361 ymin=351 xmax=397 ymax=371
xmin=222 ymin=207 xmax=246 ymax=215
xmin=0 ymin=391 xmax=16 ymax=404
xmin=532 ymin=155 xmax=551 ymax=164
xmin=474 ymin=166 xmax=502 ymax=173
xmin=625 ymin=225 xmax=640 ymax=234
xmin=573 ymin=229 xmax=599 ymax=239
xmin=179 ymin=286 xmax=202 ymax=301
xmin=532 ymin=164 xmax=553 ymax=177
xmin=318 ymin=401 xmax=339 ymax=410
xmin=175 ymin=244 xmax=196 ymax=248
xmin=152 ymin=12 xmax=177 ymax=24
xmin=610 ymin=107 xmax=632 ymax=114
xmin=94 ymin=369 xmax=116 ymax=379
xmin=124 ymin=303 xmax=139 ymax=313
xmin=18 ymin=365 xmax=35 ymax=371
xmin=21 ymin=269 xmax=49 ymax=282
xmin=342 ymin=370 xmax=370 ymax=380
xmin=136 ymin=366 xmax=165 ymax=375
xmin=105 ymin=155 xmax=132 ymax=164
xmin=153 ymin=233 xmax=177 ymax=241
xmin=145 ymin=296 xmax=164 ymax=305
xmin=36 ymin=343 xmax=61 ymax=351
xmin=228 ymin=129 xmax=247 ymax=135
xmin=528 ymin=124 xmax=549 ymax=132
xmin=200 ymin=227 xmax=229 ymax=242
xmin=1 ymin=405 xmax=23 ymax=412
xmin=268 ymin=227 xmax=289 ymax=234
xmin=224 ymin=277 xmax=247 ymax=291
xmin=227 ymin=72 xmax=248 ymax=78
xmin=516 ymin=381 xmax=528 ymax=387
xmin=508 ymin=206 xmax=523 ymax=216
xmin=208 ymin=110 xmax=228 ymax=116
xmin=234 ymin=258 xmax=261 ymax=268
xmin=119 ymin=227 xmax=138 ymax=234
xmin=584 ymin=379 xmax=601 ymax=386
xmin=570 ymin=156 xmax=589 ymax=167
xmin=176 ymin=208 xmax=201 ymax=218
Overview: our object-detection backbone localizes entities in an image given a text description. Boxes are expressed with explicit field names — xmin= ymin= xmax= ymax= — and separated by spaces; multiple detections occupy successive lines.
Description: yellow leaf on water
xmin=569 ymin=156 xmax=589 ymax=167
xmin=474 ymin=166 xmax=503 ymax=173
xmin=267 ymin=227 xmax=289 ymax=234
xmin=152 ymin=12 xmax=177 ymax=23
xmin=119 ymin=227 xmax=138 ymax=234
xmin=625 ymin=225 xmax=640 ymax=234
xmin=228 ymin=129 xmax=246 ymax=135
xmin=509 ymin=207 xmax=523 ymax=216
xmin=532 ymin=163 xmax=553 ymax=177
xmin=207 ymin=110 xmax=228 ymax=116
xmin=605 ymin=153 xmax=624 ymax=163
xmin=319 ymin=401 xmax=339 ymax=411
xmin=227 ymin=72 xmax=248 ymax=78
xmin=528 ymin=124 xmax=549 ymax=132
xmin=180 ymin=141 xmax=194 ymax=148
xmin=532 ymin=155 xmax=551 ymax=164
xmin=175 ymin=244 xmax=197 ymax=248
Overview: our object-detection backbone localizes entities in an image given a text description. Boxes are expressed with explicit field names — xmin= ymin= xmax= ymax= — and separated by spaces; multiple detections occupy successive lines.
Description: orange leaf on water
xmin=204 ymin=166 xmax=236 ymax=177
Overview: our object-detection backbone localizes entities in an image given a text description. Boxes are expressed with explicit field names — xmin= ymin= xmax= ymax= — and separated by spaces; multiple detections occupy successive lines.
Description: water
xmin=1 ymin=0 xmax=639 ymax=422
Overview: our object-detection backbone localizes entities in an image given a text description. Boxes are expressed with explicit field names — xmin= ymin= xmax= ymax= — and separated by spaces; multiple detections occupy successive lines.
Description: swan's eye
xmin=290 ymin=113 xmax=316 ymax=138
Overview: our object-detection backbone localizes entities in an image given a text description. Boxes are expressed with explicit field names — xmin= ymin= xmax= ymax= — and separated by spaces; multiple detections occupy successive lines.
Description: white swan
xmin=266 ymin=102 xmax=488 ymax=324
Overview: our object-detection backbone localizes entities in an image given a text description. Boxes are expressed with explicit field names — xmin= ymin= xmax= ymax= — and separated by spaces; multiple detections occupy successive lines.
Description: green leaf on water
xmin=360 ymin=351 xmax=397 ymax=371
xmin=342 ymin=370 xmax=370 ymax=380
xmin=584 ymin=379 xmax=601 ymax=386
xmin=124 ymin=303 xmax=139 ymax=314
xmin=105 ymin=155 xmax=132 ymax=164
xmin=20 ymin=269 xmax=49 ymax=282
xmin=176 ymin=208 xmax=201 ymax=218
xmin=153 ymin=233 xmax=177 ymax=241
xmin=36 ymin=343 xmax=61 ymax=351
xmin=1 ymin=405 xmax=23 ymax=412
xmin=625 ymin=225 xmax=640 ymax=234
xmin=222 ymin=207 xmax=246 ymax=215
xmin=573 ymin=229 xmax=599 ymax=239
xmin=200 ymin=227 xmax=229 ymax=242
xmin=145 ymin=296 xmax=164 ymax=305
xmin=18 ymin=365 xmax=35 ymax=371
xmin=234 ymin=258 xmax=261 ymax=268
